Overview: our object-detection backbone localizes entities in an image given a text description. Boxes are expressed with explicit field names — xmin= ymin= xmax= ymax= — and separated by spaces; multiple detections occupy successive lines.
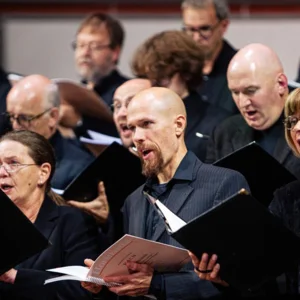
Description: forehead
xmin=76 ymin=27 xmax=110 ymax=42
xmin=182 ymin=5 xmax=217 ymax=25
xmin=114 ymin=84 xmax=148 ymax=104
xmin=0 ymin=140 xmax=29 ymax=158
xmin=7 ymin=88 xmax=44 ymax=113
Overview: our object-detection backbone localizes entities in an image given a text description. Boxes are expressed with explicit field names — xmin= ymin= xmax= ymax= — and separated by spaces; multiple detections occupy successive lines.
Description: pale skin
xmin=7 ymin=74 xmax=110 ymax=224
xmin=81 ymin=87 xmax=188 ymax=296
xmin=0 ymin=140 xmax=51 ymax=283
xmin=227 ymin=43 xmax=288 ymax=131
xmin=189 ymin=252 xmax=228 ymax=287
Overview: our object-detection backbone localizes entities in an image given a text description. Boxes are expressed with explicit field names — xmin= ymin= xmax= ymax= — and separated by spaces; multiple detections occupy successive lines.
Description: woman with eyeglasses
xmin=0 ymin=130 xmax=104 ymax=300
xmin=189 ymin=87 xmax=300 ymax=296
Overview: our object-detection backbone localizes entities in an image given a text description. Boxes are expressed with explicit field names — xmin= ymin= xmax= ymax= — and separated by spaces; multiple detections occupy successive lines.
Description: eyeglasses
xmin=0 ymin=162 xmax=38 ymax=173
xmin=182 ymin=21 xmax=221 ymax=39
xmin=110 ymin=102 xmax=123 ymax=113
xmin=283 ymin=116 xmax=300 ymax=130
xmin=71 ymin=41 xmax=111 ymax=52
xmin=4 ymin=108 xmax=52 ymax=127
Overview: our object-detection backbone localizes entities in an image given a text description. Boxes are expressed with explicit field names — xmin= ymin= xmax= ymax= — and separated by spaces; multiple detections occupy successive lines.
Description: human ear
xmin=277 ymin=73 xmax=288 ymax=96
xmin=175 ymin=115 xmax=186 ymax=137
xmin=38 ymin=162 xmax=51 ymax=186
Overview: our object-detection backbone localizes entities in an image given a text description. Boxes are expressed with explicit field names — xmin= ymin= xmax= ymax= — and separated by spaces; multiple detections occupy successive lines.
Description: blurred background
xmin=1 ymin=0 xmax=300 ymax=81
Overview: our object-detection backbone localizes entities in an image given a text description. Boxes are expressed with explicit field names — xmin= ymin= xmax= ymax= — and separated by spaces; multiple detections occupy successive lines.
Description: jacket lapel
xmin=130 ymin=188 xmax=148 ymax=238
xmin=151 ymin=183 xmax=194 ymax=242
xmin=232 ymin=118 xmax=255 ymax=149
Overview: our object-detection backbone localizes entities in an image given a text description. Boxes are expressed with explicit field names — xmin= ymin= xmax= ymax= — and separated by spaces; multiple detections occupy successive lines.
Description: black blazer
xmin=205 ymin=114 xmax=300 ymax=179
xmin=0 ymin=196 xmax=104 ymax=299
xmin=122 ymin=152 xmax=250 ymax=300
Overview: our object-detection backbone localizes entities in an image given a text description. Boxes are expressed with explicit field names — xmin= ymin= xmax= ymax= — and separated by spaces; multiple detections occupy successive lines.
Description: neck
xmin=157 ymin=145 xmax=187 ymax=184
xmin=88 ymin=66 xmax=116 ymax=87
xmin=16 ymin=191 xmax=44 ymax=223
xmin=203 ymin=41 xmax=223 ymax=75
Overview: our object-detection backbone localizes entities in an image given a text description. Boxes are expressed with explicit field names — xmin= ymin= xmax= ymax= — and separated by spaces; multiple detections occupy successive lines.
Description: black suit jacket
xmin=122 ymin=152 xmax=250 ymax=300
xmin=205 ymin=114 xmax=300 ymax=179
xmin=50 ymin=130 xmax=94 ymax=190
xmin=0 ymin=196 xmax=104 ymax=299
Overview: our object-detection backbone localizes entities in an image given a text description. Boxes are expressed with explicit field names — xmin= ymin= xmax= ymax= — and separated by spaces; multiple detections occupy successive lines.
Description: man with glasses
xmin=205 ymin=43 xmax=300 ymax=181
xmin=63 ymin=12 xmax=129 ymax=139
xmin=181 ymin=0 xmax=238 ymax=114
xmin=5 ymin=74 xmax=94 ymax=190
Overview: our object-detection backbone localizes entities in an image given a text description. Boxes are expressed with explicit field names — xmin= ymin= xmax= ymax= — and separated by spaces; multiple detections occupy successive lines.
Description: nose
xmin=132 ymin=127 xmax=145 ymax=143
xmin=117 ymin=105 xmax=127 ymax=118
xmin=0 ymin=165 xmax=9 ymax=177
xmin=237 ymin=93 xmax=251 ymax=109
xmin=11 ymin=119 xmax=23 ymax=130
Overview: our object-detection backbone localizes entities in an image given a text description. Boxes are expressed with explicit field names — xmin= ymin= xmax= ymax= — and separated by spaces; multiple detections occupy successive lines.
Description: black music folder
xmin=213 ymin=141 xmax=296 ymax=207
xmin=0 ymin=189 xmax=49 ymax=275
xmin=62 ymin=142 xmax=145 ymax=214
xmin=145 ymin=189 xmax=300 ymax=293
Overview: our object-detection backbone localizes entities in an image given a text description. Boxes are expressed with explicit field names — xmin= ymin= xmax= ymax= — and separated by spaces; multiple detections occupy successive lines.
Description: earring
xmin=38 ymin=181 xmax=43 ymax=187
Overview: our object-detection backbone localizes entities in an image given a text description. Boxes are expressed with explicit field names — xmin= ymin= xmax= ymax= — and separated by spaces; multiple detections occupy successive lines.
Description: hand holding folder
xmin=144 ymin=189 xmax=300 ymax=293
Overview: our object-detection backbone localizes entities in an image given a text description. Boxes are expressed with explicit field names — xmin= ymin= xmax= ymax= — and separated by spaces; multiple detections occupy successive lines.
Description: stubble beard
xmin=141 ymin=149 xmax=164 ymax=178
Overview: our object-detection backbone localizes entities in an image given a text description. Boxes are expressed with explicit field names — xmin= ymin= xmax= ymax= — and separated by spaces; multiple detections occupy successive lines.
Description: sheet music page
xmin=155 ymin=200 xmax=187 ymax=233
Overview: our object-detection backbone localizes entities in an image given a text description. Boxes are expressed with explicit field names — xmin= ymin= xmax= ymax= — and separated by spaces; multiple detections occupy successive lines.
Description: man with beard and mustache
xmin=67 ymin=12 xmax=129 ymax=138
xmin=205 ymin=43 xmax=300 ymax=180
xmin=181 ymin=0 xmax=238 ymax=114
xmin=81 ymin=87 xmax=250 ymax=299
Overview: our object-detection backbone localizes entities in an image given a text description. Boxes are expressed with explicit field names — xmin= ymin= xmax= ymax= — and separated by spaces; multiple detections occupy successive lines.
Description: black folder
xmin=171 ymin=189 xmax=300 ymax=293
xmin=62 ymin=142 xmax=145 ymax=214
xmin=213 ymin=141 xmax=296 ymax=207
xmin=0 ymin=189 xmax=49 ymax=275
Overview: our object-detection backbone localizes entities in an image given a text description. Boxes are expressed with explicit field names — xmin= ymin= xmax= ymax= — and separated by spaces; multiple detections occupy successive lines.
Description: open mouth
xmin=0 ymin=183 xmax=13 ymax=192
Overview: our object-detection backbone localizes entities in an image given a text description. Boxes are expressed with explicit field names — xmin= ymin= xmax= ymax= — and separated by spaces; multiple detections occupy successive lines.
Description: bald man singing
xmin=205 ymin=43 xmax=300 ymax=179
xmin=82 ymin=87 xmax=249 ymax=299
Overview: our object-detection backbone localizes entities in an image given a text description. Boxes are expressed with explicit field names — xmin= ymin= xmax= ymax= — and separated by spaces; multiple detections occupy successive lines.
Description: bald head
xmin=228 ymin=43 xmax=283 ymax=79
xmin=127 ymin=87 xmax=187 ymax=182
xmin=6 ymin=74 xmax=60 ymax=139
xmin=227 ymin=43 xmax=288 ymax=131
xmin=114 ymin=78 xmax=151 ymax=100
xmin=129 ymin=87 xmax=187 ymax=119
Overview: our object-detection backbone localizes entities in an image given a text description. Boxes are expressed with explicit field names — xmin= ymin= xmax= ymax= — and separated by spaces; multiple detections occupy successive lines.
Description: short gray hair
xmin=181 ymin=0 xmax=229 ymax=20
xmin=44 ymin=83 xmax=60 ymax=109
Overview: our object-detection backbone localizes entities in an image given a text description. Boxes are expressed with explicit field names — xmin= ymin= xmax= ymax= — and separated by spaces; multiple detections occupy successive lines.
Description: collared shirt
xmin=143 ymin=151 xmax=194 ymax=240
xmin=143 ymin=151 xmax=194 ymax=297
xmin=197 ymin=39 xmax=239 ymax=115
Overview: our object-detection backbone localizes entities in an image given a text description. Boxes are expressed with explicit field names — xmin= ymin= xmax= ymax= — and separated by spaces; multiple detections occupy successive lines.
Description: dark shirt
xmin=143 ymin=152 xmax=194 ymax=296
xmin=76 ymin=69 xmax=129 ymax=138
xmin=197 ymin=40 xmax=239 ymax=115
xmin=254 ymin=115 xmax=284 ymax=156
xmin=0 ymin=68 xmax=12 ymax=136
xmin=183 ymin=90 xmax=231 ymax=160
